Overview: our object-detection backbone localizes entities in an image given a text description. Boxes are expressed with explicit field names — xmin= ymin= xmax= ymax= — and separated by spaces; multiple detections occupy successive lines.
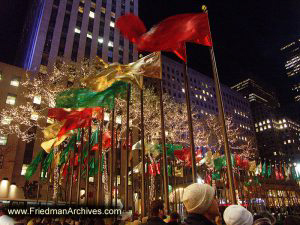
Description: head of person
xmin=255 ymin=212 xmax=276 ymax=225
xmin=182 ymin=183 xmax=219 ymax=220
xmin=253 ymin=218 xmax=272 ymax=225
xmin=284 ymin=215 xmax=300 ymax=225
xmin=223 ymin=205 xmax=253 ymax=225
xmin=150 ymin=200 xmax=165 ymax=218
xmin=169 ymin=212 xmax=180 ymax=222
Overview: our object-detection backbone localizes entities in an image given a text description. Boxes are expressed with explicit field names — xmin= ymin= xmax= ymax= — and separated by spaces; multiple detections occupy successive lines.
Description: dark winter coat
xmin=184 ymin=213 xmax=215 ymax=225
xmin=146 ymin=217 xmax=166 ymax=225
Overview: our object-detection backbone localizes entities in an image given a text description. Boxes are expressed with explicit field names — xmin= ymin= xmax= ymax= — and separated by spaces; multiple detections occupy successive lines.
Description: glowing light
xmin=197 ymin=177 xmax=204 ymax=184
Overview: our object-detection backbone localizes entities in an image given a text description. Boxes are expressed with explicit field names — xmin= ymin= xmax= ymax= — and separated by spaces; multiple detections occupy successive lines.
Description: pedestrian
xmin=167 ymin=212 xmax=180 ymax=225
xmin=253 ymin=211 xmax=276 ymax=225
xmin=223 ymin=205 xmax=253 ymax=225
xmin=0 ymin=205 xmax=16 ymax=225
xmin=253 ymin=218 xmax=271 ymax=225
xmin=284 ymin=215 xmax=300 ymax=225
xmin=146 ymin=200 xmax=166 ymax=225
xmin=182 ymin=183 xmax=220 ymax=225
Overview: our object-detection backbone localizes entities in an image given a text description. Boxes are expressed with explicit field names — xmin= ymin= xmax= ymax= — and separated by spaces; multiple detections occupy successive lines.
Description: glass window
xmin=0 ymin=71 xmax=2 ymax=80
xmin=33 ymin=96 xmax=42 ymax=105
xmin=6 ymin=94 xmax=16 ymax=105
xmin=0 ymin=136 xmax=8 ymax=145
xmin=1 ymin=117 xmax=12 ymax=125
xmin=21 ymin=164 xmax=28 ymax=175
xmin=10 ymin=77 xmax=20 ymax=87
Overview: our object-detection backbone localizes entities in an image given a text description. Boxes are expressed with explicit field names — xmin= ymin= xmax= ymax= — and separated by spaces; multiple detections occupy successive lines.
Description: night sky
xmin=1 ymin=0 xmax=299 ymax=106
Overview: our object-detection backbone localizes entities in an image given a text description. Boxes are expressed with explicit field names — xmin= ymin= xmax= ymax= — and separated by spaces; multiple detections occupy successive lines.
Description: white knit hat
xmin=223 ymin=205 xmax=253 ymax=225
xmin=182 ymin=183 xmax=215 ymax=214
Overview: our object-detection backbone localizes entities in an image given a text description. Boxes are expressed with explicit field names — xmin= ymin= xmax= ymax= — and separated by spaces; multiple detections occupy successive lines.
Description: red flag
xmin=117 ymin=13 xmax=212 ymax=62
xmin=275 ymin=165 xmax=280 ymax=180
xmin=92 ymin=131 xmax=112 ymax=150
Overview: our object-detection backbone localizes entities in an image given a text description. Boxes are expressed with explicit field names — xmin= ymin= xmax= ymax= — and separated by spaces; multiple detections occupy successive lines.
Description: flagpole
xmin=97 ymin=115 xmax=104 ymax=206
xmin=36 ymin=158 xmax=44 ymax=203
xmin=109 ymin=108 xmax=115 ymax=206
xmin=114 ymin=125 xmax=119 ymax=208
xmin=182 ymin=46 xmax=197 ymax=183
xmin=69 ymin=141 xmax=76 ymax=204
xmin=140 ymin=88 xmax=146 ymax=217
xmin=77 ymin=128 xmax=84 ymax=205
xmin=203 ymin=6 xmax=237 ymax=204
xmin=46 ymin=164 xmax=51 ymax=205
xmin=85 ymin=125 xmax=92 ymax=205
xmin=158 ymin=78 xmax=170 ymax=213
xmin=125 ymin=84 xmax=131 ymax=210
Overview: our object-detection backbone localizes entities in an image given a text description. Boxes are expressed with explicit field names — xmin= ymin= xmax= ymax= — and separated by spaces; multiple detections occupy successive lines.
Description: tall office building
xmin=281 ymin=40 xmax=300 ymax=103
xmin=18 ymin=0 xmax=138 ymax=72
xmin=159 ymin=56 xmax=256 ymax=144
xmin=232 ymin=79 xmax=300 ymax=160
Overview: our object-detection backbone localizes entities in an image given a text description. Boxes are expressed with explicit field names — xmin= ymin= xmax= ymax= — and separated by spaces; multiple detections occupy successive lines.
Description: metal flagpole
xmin=140 ymin=88 xmax=146 ymax=217
xmin=182 ymin=47 xmax=197 ymax=183
xmin=125 ymin=85 xmax=131 ymax=210
xmin=36 ymin=158 xmax=44 ymax=203
xmin=109 ymin=108 xmax=115 ymax=206
xmin=130 ymin=130 xmax=135 ymax=213
xmin=85 ymin=125 xmax=92 ymax=205
xmin=114 ymin=125 xmax=119 ymax=208
xmin=97 ymin=114 xmax=104 ymax=206
xmin=46 ymin=164 xmax=51 ymax=204
xmin=69 ymin=141 xmax=76 ymax=204
xmin=158 ymin=78 xmax=170 ymax=213
xmin=204 ymin=6 xmax=237 ymax=204
xmin=77 ymin=128 xmax=84 ymax=205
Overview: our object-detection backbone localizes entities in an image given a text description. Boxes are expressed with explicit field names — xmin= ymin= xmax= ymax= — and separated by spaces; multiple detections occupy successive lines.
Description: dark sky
xmin=0 ymin=0 xmax=299 ymax=106
xmin=139 ymin=0 xmax=300 ymax=106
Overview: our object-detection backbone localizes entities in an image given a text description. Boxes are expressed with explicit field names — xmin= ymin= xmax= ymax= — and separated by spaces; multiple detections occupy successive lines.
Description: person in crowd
xmin=141 ymin=216 xmax=148 ymax=224
xmin=0 ymin=205 xmax=16 ymax=225
xmin=182 ymin=183 xmax=220 ymax=225
xmin=146 ymin=200 xmax=166 ymax=225
xmin=254 ymin=211 xmax=276 ymax=225
xmin=253 ymin=218 xmax=272 ymax=225
xmin=167 ymin=212 xmax=180 ymax=225
xmin=284 ymin=215 xmax=300 ymax=225
xmin=223 ymin=205 xmax=253 ymax=225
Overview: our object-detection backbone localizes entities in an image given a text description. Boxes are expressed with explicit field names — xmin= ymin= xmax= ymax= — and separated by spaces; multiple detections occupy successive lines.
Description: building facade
xmin=160 ymin=56 xmax=256 ymax=145
xmin=18 ymin=0 xmax=138 ymax=72
xmin=232 ymin=78 xmax=300 ymax=160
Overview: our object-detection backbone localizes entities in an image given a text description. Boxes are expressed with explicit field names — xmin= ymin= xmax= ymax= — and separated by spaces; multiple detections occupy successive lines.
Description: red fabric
xmin=156 ymin=163 xmax=161 ymax=175
xmin=242 ymin=159 xmax=249 ymax=170
xmin=91 ymin=131 xmax=112 ymax=151
xmin=48 ymin=108 xmax=103 ymax=139
xmin=62 ymin=164 xmax=68 ymax=177
xmin=116 ymin=13 xmax=212 ymax=62
xmin=205 ymin=173 xmax=212 ymax=184
xmin=174 ymin=148 xmax=191 ymax=166
xmin=235 ymin=155 xmax=242 ymax=167
xmin=115 ymin=13 xmax=146 ymax=43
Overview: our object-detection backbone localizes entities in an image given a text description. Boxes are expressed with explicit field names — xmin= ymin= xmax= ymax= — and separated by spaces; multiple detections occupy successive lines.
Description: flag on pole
xmin=55 ymin=81 xmax=128 ymax=109
xmin=262 ymin=161 xmax=266 ymax=177
xmin=267 ymin=162 xmax=272 ymax=178
xmin=117 ymin=13 xmax=212 ymax=61
xmin=81 ymin=52 xmax=161 ymax=92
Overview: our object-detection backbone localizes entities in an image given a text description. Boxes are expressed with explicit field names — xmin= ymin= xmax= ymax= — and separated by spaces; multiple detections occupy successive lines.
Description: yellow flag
xmin=81 ymin=52 xmax=161 ymax=92
xmin=41 ymin=122 xmax=72 ymax=153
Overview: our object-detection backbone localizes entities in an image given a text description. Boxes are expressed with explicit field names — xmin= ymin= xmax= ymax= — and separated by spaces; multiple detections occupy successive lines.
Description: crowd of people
xmin=0 ymin=183 xmax=299 ymax=225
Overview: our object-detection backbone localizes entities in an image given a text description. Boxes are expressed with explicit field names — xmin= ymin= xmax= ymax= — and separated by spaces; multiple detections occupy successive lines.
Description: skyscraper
xmin=232 ymin=79 xmax=300 ymax=160
xmin=18 ymin=0 xmax=138 ymax=72
xmin=281 ymin=40 xmax=300 ymax=103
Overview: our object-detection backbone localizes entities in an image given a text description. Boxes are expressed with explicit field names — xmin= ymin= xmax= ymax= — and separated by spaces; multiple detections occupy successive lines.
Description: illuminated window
xmin=89 ymin=11 xmax=95 ymax=18
xmin=259 ymin=122 xmax=262 ymax=126
xmin=0 ymin=135 xmax=8 ymax=145
xmin=284 ymin=141 xmax=286 ymax=145
xmin=74 ymin=27 xmax=81 ymax=33
xmin=279 ymin=120 xmax=282 ymax=124
xmin=283 ymin=119 xmax=286 ymax=123
xmin=267 ymin=119 xmax=270 ymax=123
xmin=204 ymin=97 xmax=207 ymax=101
xmin=33 ymin=96 xmax=41 ymax=105
xmin=255 ymin=123 xmax=258 ymax=127
xmin=1 ymin=117 xmax=12 ymax=125
xmin=0 ymin=72 xmax=2 ymax=80
xmin=47 ymin=117 xmax=54 ymax=124
xmin=78 ymin=6 xmax=84 ymax=13
xmin=31 ymin=112 xmax=39 ymax=121
xmin=108 ymin=41 xmax=114 ymax=47
xmin=268 ymin=125 xmax=271 ymax=129
xmin=87 ymin=32 xmax=92 ymax=39
xmin=260 ymin=127 xmax=263 ymax=131
xmin=182 ymin=88 xmax=185 ymax=93
xmin=110 ymin=21 xmax=115 ymax=27
xmin=98 ymin=37 xmax=103 ymax=44
xmin=21 ymin=164 xmax=28 ymax=175
xmin=284 ymin=124 xmax=287 ymax=128
xmin=288 ymin=140 xmax=291 ymax=143
xmin=6 ymin=94 xmax=16 ymax=105
xmin=274 ymin=152 xmax=277 ymax=156
xmin=256 ymin=128 xmax=259 ymax=132
xmin=10 ymin=77 xmax=20 ymax=87
xmin=263 ymin=121 xmax=265 ymax=125
xmin=101 ymin=7 xmax=106 ymax=13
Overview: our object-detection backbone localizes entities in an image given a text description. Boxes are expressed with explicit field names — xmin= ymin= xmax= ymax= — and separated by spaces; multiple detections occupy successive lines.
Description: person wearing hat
xmin=146 ymin=200 xmax=166 ymax=225
xmin=182 ymin=183 xmax=220 ymax=225
xmin=223 ymin=205 xmax=253 ymax=225
xmin=0 ymin=205 xmax=16 ymax=225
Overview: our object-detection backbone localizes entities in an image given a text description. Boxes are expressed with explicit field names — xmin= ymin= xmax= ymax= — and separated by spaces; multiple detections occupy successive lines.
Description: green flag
xmin=267 ymin=163 xmax=272 ymax=178
xmin=25 ymin=150 xmax=46 ymax=180
xmin=262 ymin=161 xmax=266 ymax=177
xmin=167 ymin=164 xmax=172 ymax=176
xmin=212 ymin=172 xmax=221 ymax=180
xmin=59 ymin=135 xmax=76 ymax=167
xmin=42 ymin=150 xmax=54 ymax=177
xmin=214 ymin=156 xmax=226 ymax=171
xmin=55 ymin=81 xmax=128 ymax=109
